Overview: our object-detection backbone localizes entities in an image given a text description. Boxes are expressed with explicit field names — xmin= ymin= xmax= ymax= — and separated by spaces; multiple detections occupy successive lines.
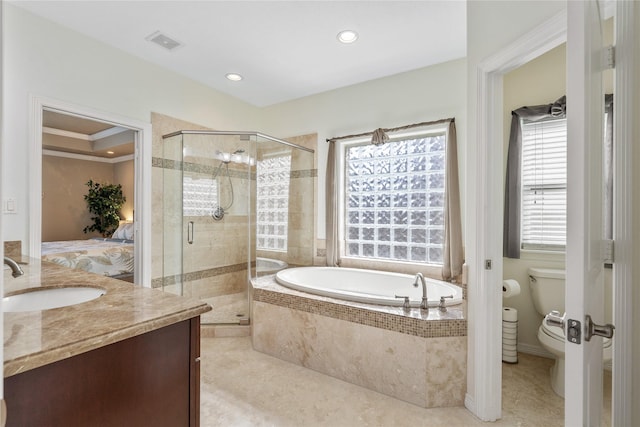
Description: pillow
xmin=112 ymin=222 xmax=134 ymax=240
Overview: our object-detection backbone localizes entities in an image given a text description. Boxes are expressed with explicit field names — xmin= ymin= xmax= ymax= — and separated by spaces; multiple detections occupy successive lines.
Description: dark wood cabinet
xmin=5 ymin=317 xmax=201 ymax=427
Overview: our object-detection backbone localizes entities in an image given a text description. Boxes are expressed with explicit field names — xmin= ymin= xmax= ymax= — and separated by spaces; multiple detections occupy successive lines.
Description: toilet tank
xmin=528 ymin=267 xmax=565 ymax=316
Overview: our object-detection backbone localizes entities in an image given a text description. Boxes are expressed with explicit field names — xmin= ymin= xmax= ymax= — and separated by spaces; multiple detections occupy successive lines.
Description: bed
xmin=41 ymin=223 xmax=135 ymax=282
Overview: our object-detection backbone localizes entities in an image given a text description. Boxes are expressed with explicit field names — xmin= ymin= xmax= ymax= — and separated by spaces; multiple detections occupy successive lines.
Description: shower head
xmin=233 ymin=149 xmax=245 ymax=154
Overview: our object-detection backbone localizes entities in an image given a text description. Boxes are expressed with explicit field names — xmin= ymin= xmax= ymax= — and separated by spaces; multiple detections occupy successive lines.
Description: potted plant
xmin=83 ymin=179 xmax=126 ymax=237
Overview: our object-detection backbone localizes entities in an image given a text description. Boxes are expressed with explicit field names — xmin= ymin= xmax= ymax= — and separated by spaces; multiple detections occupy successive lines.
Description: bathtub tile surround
xmin=253 ymin=276 xmax=466 ymax=337
xmin=251 ymin=275 xmax=467 ymax=408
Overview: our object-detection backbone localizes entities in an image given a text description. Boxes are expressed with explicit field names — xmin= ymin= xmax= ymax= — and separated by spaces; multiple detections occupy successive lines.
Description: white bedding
xmin=42 ymin=238 xmax=134 ymax=278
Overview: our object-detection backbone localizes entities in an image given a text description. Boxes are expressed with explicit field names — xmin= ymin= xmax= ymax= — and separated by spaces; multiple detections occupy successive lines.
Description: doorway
xmin=41 ymin=110 xmax=135 ymax=281
xmin=29 ymin=96 xmax=152 ymax=286
xmin=470 ymin=3 xmax=633 ymax=424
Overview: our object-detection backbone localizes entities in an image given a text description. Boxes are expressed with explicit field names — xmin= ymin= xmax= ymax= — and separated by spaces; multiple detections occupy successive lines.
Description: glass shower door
xmin=180 ymin=133 xmax=253 ymax=325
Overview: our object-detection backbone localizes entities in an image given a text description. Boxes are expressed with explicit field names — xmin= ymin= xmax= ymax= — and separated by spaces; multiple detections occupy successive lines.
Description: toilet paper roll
xmin=503 ymin=307 xmax=518 ymax=322
xmin=502 ymin=352 xmax=518 ymax=363
xmin=502 ymin=279 xmax=521 ymax=298
xmin=503 ymin=354 xmax=518 ymax=364
xmin=502 ymin=348 xmax=518 ymax=356
xmin=502 ymin=341 xmax=517 ymax=349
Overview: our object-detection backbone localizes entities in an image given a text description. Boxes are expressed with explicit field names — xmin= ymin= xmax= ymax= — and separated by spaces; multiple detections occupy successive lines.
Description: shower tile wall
xmin=152 ymin=113 xmax=250 ymax=306
xmin=255 ymin=133 xmax=317 ymax=267
xmin=152 ymin=113 xmax=319 ymax=324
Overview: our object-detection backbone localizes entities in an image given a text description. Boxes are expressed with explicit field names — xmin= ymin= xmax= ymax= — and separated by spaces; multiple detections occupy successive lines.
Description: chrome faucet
xmin=413 ymin=273 xmax=428 ymax=310
xmin=4 ymin=256 xmax=24 ymax=278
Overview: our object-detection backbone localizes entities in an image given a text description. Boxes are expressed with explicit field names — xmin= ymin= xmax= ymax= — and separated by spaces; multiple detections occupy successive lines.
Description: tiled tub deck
xmin=251 ymin=275 xmax=467 ymax=408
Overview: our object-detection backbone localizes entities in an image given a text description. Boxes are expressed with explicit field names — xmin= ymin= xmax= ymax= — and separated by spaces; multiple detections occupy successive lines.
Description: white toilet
xmin=528 ymin=267 xmax=612 ymax=397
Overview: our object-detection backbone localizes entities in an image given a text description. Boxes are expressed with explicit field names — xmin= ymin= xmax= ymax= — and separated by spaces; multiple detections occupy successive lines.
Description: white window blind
xmin=521 ymin=118 xmax=567 ymax=250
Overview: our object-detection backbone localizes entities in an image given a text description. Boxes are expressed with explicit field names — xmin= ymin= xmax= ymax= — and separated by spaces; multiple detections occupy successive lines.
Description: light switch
xmin=3 ymin=198 xmax=17 ymax=214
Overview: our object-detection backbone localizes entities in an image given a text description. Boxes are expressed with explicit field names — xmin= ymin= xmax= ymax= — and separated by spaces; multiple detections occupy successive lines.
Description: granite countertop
xmin=3 ymin=258 xmax=211 ymax=377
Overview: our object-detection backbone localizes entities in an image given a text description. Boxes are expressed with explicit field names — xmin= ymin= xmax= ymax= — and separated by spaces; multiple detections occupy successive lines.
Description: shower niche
xmin=162 ymin=131 xmax=315 ymax=325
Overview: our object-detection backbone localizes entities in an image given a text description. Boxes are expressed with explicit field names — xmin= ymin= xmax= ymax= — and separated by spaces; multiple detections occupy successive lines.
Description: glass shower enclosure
xmin=161 ymin=131 xmax=315 ymax=325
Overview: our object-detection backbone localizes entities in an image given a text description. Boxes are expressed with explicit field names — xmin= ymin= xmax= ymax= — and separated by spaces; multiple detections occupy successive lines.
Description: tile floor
xmin=200 ymin=336 xmax=612 ymax=426
xmin=201 ymin=292 xmax=249 ymax=325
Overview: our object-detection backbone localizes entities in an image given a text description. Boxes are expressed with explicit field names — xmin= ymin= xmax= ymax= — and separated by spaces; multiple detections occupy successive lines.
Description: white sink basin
xmin=3 ymin=287 xmax=106 ymax=312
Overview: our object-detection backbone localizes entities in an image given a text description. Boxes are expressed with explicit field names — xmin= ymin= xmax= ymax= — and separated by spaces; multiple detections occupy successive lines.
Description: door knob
xmin=585 ymin=315 xmax=615 ymax=341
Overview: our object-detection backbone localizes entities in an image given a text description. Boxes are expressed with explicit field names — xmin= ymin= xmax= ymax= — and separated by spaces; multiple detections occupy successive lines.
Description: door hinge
xmin=484 ymin=259 xmax=492 ymax=270
xmin=603 ymin=45 xmax=615 ymax=69
xmin=603 ymin=239 xmax=614 ymax=264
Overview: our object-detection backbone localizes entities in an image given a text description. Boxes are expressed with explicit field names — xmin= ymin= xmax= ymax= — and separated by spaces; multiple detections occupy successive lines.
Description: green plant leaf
xmin=83 ymin=180 xmax=126 ymax=237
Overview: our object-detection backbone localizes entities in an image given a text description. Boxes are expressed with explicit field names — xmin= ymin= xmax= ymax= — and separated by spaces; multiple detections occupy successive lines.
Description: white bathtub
xmin=275 ymin=267 xmax=463 ymax=308
xmin=256 ymin=257 xmax=288 ymax=274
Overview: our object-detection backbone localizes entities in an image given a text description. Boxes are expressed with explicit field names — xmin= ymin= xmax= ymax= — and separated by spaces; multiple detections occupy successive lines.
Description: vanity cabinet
xmin=5 ymin=317 xmax=201 ymax=427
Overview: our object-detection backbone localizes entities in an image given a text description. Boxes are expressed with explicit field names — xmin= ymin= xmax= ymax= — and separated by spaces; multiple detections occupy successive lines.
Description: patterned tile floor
xmin=200 ymin=336 xmax=612 ymax=426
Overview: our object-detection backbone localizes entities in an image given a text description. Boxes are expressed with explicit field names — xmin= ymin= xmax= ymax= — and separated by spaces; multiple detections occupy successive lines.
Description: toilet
xmin=528 ymin=267 xmax=612 ymax=397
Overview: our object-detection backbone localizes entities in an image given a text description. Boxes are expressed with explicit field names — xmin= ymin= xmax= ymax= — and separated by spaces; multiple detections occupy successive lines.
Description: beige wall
xmin=114 ymin=160 xmax=134 ymax=221
xmin=42 ymin=155 xmax=115 ymax=241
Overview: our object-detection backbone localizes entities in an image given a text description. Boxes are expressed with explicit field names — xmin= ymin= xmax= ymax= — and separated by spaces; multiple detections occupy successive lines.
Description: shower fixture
xmin=210 ymin=149 xmax=247 ymax=221
xmin=214 ymin=149 xmax=255 ymax=166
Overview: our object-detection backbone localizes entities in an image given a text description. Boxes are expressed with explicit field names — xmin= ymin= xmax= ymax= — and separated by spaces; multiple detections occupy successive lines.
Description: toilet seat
xmin=540 ymin=322 xmax=564 ymax=341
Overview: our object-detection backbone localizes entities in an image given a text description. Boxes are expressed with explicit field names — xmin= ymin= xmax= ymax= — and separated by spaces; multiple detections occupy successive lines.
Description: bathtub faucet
xmin=413 ymin=273 xmax=428 ymax=310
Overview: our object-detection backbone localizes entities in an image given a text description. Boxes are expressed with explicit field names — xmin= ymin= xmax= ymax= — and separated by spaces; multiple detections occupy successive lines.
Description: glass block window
xmin=257 ymin=155 xmax=291 ymax=252
xmin=183 ymin=176 xmax=218 ymax=217
xmin=344 ymin=134 xmax=446 ymax=264
xmin=521 ymin=118 xmax=567 ymax=250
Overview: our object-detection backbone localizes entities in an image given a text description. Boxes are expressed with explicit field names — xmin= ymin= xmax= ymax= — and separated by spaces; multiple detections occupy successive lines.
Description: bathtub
xmin=256 ymin=257 xmax=288 ymax=274
xmin=275 ymin=266 xmax=462 ymax=308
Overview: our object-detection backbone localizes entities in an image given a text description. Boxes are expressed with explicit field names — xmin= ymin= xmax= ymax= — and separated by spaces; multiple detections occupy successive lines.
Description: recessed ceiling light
xmin=337 ymin=30 xmax=359 ymax=44
xmin=226 ymin=73 xmax=243 ymax=82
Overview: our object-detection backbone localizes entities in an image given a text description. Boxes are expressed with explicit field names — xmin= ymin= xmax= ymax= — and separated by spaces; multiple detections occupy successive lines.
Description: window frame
xmin=337 ymin=125 xmax=449 ymax=269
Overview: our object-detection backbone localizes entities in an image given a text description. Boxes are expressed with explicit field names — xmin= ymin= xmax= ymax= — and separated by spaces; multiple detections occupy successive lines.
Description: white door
xmin=565 ymin=0 xmax=610 ymax=424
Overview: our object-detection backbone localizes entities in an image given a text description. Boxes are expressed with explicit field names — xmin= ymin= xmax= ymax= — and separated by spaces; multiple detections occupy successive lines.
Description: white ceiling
xmin=13 ymin=1 xmax=466 ymax=107
xmin=42 ymin=110 xmax=135 ymax=158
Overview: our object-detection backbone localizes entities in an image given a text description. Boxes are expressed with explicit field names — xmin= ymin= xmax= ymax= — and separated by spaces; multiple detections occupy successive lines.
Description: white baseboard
xmin=464 ymin=394 xmax=476 ymax=416
xmin=515 ymin=342 xmax=612 ymax=371
xmin=516 ymin=342 xmax=554 ymax=359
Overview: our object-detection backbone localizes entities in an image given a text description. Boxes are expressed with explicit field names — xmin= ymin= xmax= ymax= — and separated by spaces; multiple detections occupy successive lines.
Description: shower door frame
xmin=162 ymin=130 xmax=314 ymax=325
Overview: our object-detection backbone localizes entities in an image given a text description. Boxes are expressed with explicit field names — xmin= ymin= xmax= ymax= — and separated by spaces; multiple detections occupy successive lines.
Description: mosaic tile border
xmin=252 ymin=279 xmax=467 ymax=339
xmin=152 ymin=156 xmax=317 ymax=180
xmin=151 ymin=262 xmax=247 ymax=289
xmin=290 ymin=169 xmax=318 ymax=178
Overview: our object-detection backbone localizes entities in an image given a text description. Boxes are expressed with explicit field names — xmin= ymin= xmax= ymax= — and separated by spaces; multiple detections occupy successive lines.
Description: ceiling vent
xmin=145 ymin=31 xmax=183 ymax=51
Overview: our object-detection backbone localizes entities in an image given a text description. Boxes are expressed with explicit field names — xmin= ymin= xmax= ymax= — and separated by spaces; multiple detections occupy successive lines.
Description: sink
xmin=3 ymin=286 xmax=106 ymax=312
